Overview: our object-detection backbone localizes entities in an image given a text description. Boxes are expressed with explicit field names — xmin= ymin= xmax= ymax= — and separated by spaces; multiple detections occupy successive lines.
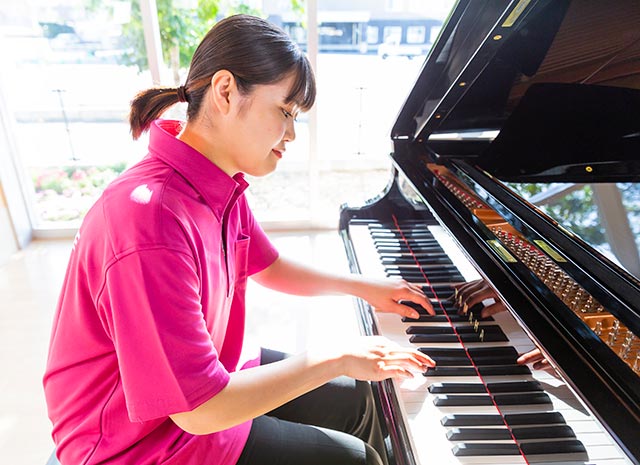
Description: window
xmin=407 ymin=25 xmax=426 ymax=43
xmin=508 ymin=183 xmax=640 ymax=278
xmin=1 ymin=0 xmax=143 ymax=232
xmin=0 ymin=0 xmax=456 ymax=234
xmin=383 ymin=26 xmax=402 ymax=43
xmin=366 ymin=25 xmax=379 ymax=44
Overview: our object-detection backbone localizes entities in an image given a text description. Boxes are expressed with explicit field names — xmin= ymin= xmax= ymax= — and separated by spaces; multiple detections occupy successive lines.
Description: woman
xmin=44 ymin=14 xmax=435 ymax=465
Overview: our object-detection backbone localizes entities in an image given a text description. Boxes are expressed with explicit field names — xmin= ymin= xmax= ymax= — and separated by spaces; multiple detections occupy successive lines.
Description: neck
xmin=177 ymin=121 xmax=238 ymax=177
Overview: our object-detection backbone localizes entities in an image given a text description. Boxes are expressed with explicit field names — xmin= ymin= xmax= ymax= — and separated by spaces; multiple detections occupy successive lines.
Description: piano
xmin=338 ymin=1 xmax=640 ymax=464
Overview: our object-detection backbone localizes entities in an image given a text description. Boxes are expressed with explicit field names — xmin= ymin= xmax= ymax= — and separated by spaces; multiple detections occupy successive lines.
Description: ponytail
xmin=128 ymin=87 xmax=186 ymax=140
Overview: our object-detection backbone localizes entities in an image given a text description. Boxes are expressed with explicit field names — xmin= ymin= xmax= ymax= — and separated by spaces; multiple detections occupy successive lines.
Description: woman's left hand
xmin=359 ymin=277 xmax=434 ymax=319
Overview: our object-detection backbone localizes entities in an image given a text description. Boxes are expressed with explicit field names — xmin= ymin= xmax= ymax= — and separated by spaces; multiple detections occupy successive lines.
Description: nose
xmin=284 ymin=118 xmax=296 ymax=142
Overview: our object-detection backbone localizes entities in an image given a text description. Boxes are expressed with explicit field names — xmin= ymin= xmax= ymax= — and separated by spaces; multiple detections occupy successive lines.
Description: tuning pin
xmin=608 ymin=330 xmax=617 ymax=346
xmin=594 ymin=321 xmax=603 ymax=336
xmin=612 ymin=320 xmax=621 ymax=337
xmin=634 ymin=354 xmax=640 ymax=373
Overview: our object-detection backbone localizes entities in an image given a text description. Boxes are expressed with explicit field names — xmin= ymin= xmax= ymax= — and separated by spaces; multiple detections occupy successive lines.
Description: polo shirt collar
xmin=148 ymin=119 xmax=249 ymax=221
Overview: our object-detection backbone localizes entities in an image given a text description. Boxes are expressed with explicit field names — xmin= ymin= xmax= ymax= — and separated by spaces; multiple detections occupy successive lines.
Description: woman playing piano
xmin=43 ymin=14 xmax=435 ymax=465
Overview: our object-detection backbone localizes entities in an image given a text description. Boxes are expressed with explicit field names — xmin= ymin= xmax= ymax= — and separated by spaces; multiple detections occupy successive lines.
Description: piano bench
xmin=46 ymin=450 xmax=60 ymax=465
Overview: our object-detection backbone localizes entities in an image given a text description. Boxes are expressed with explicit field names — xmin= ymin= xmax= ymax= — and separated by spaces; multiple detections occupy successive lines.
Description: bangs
xmin=285 ymin=56 xmax=316 ymax=111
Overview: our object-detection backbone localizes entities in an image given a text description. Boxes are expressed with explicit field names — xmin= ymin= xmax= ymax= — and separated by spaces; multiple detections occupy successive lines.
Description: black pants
xmin=235 ymin=349 xmax=388 ymax=465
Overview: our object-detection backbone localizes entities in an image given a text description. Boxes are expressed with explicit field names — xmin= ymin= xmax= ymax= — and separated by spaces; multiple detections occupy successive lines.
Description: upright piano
xmin=339 ymin=1 xmax=640 ymax=464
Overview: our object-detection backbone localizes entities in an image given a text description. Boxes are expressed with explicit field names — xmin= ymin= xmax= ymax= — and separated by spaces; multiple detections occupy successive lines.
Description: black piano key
xmin=434 ymin=392 xmax=550 ymax=407
xmin=408 ymin=325 xmax=506 ymax=342
xmin=513 ymin=424 xmax=576 ymax=440
xmin=504 ymin=412 xmax=566 ymax=425
xmin=453 ymin=440 xmax=586 ymax=457
xmin=446 ymin=427 xmax=512 ymax=441
xmin=402 ymin=313 xmax=495 ymax=323
xmin=371 ymin=232 xmax=436 ymax=240
xmin=519 ymin=440 xmax=587 ymax=456
xmin=441 ymin=414 xmax=506 ymax=427
xmin=423 ymin=285 xmax=456 ymax=296
xmin=477 ymin=365 xmax=531 ymax=376
xmin=399 ymin=300 xmax=459 ymax=314
xmin=429 ymin=381 xmax=543 ymax=394
xmin=402 ymin=314 xmax=477 ymax=323
xmin=447 ymin=426 xmax=570 ymax=443
xmin=452 ymin=440 xmax=587 ymax=459
xmin=410 ymin=331 xmax=508 ymax=343
xmin=406 ymin=324 xmax=505 ymax=335
xmin=430 ymin=383 xmax=486 ymax=394
xmin=386 ymin=272 xmax=459 ymax=281
xmin=441 ymin=411 xmax=566 ymax=427
xmin=380 ymin=255 xmax=452 ymax=266
xmin=452 ymin=443 xmax=521 ymax=456
xmin=487 ymin=381 xmax=543 ymax=393
xmin=467 ymin=346 xmax=519 ymax=357
xmin=493 ymin=392 xmax=552 ymax=406
xmin=386 ymin=269 xmax=463 ymax=279
xmin=434 ymin=395 xmax=494 ymax=406
xmin=424 ymin=365 xmax=532 ymax=377
xmin=419 ymin=347 xmax=520 ymax=365
xmin=374 ymin=240 xmax=440 ymax=248
xmin=378 ymin=247 xmax=444 ymax=255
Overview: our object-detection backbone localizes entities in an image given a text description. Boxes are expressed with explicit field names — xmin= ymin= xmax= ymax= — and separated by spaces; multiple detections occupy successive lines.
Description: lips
xmin=272 ymin=149 xmax=283 ymax=159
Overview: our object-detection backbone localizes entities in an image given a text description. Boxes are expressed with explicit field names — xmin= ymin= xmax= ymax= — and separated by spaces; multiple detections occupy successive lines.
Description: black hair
xmin=129 ymin=14 xmax=316 ymax=139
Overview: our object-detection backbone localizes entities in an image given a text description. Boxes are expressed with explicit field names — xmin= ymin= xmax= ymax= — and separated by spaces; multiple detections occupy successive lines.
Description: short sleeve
xmin=242 ymin=200 xmax=279 ymax=276
xmin=97 ymin=248 xmax=230 ymax=422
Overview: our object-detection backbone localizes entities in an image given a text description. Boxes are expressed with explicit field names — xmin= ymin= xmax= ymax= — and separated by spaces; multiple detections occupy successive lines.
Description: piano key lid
xmin=392 ymin=0 xmax=640 ymax=183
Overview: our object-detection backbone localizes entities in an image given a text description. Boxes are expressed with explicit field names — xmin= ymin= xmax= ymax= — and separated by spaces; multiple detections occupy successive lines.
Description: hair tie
xmin=176 ymin=85 xmax=189 ymax=103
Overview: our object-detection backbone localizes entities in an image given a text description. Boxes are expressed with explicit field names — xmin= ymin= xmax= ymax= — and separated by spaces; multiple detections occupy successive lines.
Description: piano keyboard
xmin=348 ymin=219 xmax=633 ymax=465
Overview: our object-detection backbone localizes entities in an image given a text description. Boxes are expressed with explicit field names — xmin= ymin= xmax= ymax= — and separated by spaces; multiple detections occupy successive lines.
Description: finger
xmin=456 ymin=280 xmax=486 ymax=307
xmin=381 ymin=365 xmax=415 ymax=380
xmin=449 ymin=280 xmax=478 ymax=302
xmin=516 ymin=349 xmax=543 ymax=365
xmin=385 ymin=301 xmax=421 ymax=319
xmin=451 ymin=279 xmax=482 ymax=292
xmin=480 ymin=302 xmax=507 ymax=318
xmin=532 ymin=359 xmax=550 ymax=371
xmin=385 ymin=349 xmax=436 ymax=369
xmin=401 ymin=287 xmax=435 ymax=315
xmin=458 ymin=288 xmax=495 ymax=315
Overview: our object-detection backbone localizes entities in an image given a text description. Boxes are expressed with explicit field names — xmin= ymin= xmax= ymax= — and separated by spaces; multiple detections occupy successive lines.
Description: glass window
xmin=2 ymin=0 xmax=146 ymax=229
xmin=407 ymin=25 xmax=426 ymax=43
xmin=383 ymin=25 xmax=402 ymax=43
xmin=508 ymin=182 xmax=640 ymax=278
xmin=366 ymin=25 xmax=379 ymax=44
xmin=1 ymin=0 xmax=457 ymax=232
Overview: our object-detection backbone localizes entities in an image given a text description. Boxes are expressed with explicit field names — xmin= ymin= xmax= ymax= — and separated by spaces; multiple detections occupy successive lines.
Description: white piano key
xmin=347 ymin=222 xmax=634 ymax=465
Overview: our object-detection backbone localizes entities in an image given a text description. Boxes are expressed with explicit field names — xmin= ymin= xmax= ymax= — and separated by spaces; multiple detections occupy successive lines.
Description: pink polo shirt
xmin=43 ymin=119 xmax=279 ymax=465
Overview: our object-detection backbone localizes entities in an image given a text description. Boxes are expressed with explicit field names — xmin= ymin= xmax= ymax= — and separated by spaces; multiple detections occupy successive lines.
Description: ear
xmin=210 ymin=70 xmax=237 ymax=116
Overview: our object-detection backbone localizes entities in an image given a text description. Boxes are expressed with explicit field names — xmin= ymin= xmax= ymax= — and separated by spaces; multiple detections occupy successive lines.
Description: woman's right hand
xmin=331 ymin=336 xmax=435 ymax=382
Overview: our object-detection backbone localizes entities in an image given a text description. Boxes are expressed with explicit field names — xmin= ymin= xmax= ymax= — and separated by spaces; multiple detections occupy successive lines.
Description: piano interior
xmin=339 ymin=1 xmax=640 ymax=464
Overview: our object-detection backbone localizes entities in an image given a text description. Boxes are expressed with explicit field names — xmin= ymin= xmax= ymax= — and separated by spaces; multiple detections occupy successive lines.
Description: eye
xmin=281 ymin=108 xmax=299 ymax=121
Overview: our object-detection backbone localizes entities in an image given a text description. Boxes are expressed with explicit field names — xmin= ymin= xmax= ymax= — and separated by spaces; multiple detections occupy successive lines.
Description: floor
xmin=0 ymin=230 xmax=360 ymax=465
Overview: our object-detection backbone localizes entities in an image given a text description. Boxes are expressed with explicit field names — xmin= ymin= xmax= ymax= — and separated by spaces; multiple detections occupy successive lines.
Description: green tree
xmin=86 ymin=0 xmax=271 ymax=84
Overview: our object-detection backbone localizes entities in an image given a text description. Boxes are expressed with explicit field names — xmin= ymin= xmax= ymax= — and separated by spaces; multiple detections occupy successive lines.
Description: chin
xmin=246 ymin=165 xmax=277 ymax=178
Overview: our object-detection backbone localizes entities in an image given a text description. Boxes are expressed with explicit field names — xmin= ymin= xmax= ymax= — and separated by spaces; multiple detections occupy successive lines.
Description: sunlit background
xmin=1 ymin=0 xmax=637 ymax=278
